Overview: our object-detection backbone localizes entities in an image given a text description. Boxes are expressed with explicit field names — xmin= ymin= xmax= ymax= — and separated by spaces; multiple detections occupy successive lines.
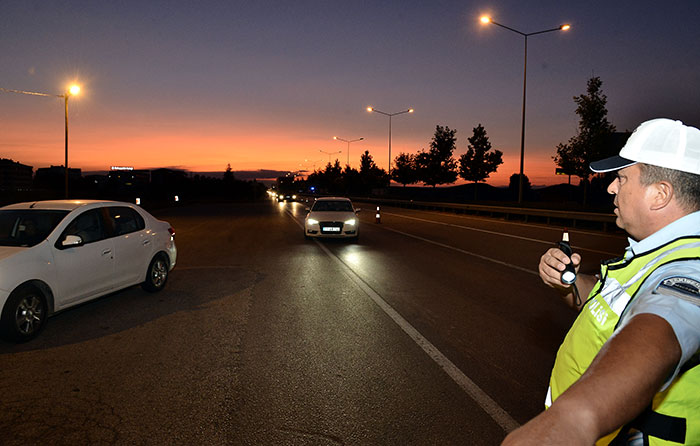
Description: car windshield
xmin=312 ymin=200 xmax=354 ymax=212
xmin=0 ymin=210 xmax=69 ymax=247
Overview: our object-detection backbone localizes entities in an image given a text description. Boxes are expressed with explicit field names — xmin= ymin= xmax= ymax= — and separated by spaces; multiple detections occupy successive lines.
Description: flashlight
xmin=558 ymin=232 xmax=577 ymax=285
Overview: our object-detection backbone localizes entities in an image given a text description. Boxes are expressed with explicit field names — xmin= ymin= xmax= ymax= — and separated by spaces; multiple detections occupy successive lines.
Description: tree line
xmin=293 ymin=123 xmax=505 ymax=197
xmin=285 ymin=76 xmax=619 ymax=203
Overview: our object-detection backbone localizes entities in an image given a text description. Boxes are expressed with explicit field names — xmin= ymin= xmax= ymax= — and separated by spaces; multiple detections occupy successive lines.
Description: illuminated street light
xmin=480 ymin=15 xmax=570 ymax=203
xmin=319 ymin=149 xmax=342 ymax=165
xmin=62 ymin=84 xmax=81 ymax=198
xmin=367 ymin=106 xmax=414 ymax=175
xmin=303 ymin=158 xmax=324 ymax=172
xmin=0 ymin=83 xmax=82 ymax=198
xmin=333 ymin=136 xmax=364 ymax=167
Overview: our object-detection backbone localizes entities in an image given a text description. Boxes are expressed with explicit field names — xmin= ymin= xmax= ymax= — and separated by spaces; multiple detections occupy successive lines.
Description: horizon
xmin=7 ymin=160 xmax=581 ymax=189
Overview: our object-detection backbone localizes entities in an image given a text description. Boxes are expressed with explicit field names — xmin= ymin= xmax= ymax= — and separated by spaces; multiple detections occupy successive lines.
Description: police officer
xmin=503 ymin=119 xmax=700 ymax=446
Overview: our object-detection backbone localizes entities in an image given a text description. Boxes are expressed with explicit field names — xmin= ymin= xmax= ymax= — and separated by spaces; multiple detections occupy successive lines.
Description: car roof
xmin=1 ymin=199 xmax=129 ymax=211
xmin=315 ymin=197 xmax=352 ymax=202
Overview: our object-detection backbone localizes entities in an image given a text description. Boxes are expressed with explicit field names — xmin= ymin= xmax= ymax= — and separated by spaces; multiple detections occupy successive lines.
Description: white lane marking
xmin=377 ymin=206 xmax=622 ymax=239
xmin=319 ymin=239 xmax=520 ymax=433
xmin=379 ymin=225 xmax=539 ymax=276
xmin=176 ymin=266 xmax=241 ymax=270
xmin=381 ymin=211 xmax=619 ymax=257
xmin=286 ymin=209 xmax=520 ymax=433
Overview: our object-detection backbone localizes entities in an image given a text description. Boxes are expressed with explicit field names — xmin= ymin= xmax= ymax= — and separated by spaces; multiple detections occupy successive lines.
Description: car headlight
xmin=292 ymin=195 xmax=297 ymax=199
xmin=307 ymin=218 xmax=319 ymax=225
xmin=344 ymin=218 xmax=356 ymax=226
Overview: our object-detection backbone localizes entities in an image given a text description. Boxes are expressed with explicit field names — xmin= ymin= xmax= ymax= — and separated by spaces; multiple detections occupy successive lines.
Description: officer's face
xmin=607 ymin=164 xmax=653 ymax=240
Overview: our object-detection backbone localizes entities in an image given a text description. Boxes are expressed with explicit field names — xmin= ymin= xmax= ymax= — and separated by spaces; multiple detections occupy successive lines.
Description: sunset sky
xmin=2 ymin=1 xmax=699 ymax=186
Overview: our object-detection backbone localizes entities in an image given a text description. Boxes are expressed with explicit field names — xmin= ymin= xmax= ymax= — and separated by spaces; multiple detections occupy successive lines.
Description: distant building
xmin=108 ymin=167 xmax=150 ymax=188
xmin=150 ymin=168 xmax=188 ymax=186
xmin=34 ymin=165 xmax=82 ymax=189
xmin=0 ymin=159 xmax=33 ymax=191
xmin=84 ymin=174 xmax=109 ymax=188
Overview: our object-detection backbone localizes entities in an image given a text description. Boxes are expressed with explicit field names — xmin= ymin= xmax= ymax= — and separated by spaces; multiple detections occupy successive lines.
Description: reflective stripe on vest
xmin=546 ymin=236 xmax=700 ymax=445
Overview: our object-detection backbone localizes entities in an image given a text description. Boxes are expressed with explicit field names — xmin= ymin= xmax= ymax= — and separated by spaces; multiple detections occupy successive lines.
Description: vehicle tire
xmin=0 ymin=285 xmax=48 ymax=343
xmin=142 ymin=253 xmax=169 ymax=292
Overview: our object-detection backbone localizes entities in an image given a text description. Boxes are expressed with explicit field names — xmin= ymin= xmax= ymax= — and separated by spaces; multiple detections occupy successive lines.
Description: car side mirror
xmin=61 ymin=235 xmax=84 ymax=247
xmin=355 ymin=208 xmax=361 ymax=213
xmin=305 ymin=207 xmax=310 ymax=211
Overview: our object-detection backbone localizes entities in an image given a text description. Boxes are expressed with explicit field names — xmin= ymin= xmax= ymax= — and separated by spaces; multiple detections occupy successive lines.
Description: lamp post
xmin=480 ymin=16 xmax=569 ymax=203
xmin=304 ymin=158 xmax=324 ymax=172
xmin=0 ymin=84 xmax=81 ymax=198
xmin=367 ymin=106 xmax=414 ymax=175
xmin=319 ymin=149 xmax=342 ymax=165
xmin=333 ymin=136 xmax=364 ymax=167
xmin=62 ymin=85 xmax=80 ymax=198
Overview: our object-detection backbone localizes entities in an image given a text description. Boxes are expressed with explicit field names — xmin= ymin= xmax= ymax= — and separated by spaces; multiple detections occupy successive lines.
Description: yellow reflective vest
xmin=547 ymin=236 xmax=700 ymax=445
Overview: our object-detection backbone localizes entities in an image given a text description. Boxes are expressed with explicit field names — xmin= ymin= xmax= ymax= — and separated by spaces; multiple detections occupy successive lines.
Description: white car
xmin=0 ymin=200 xmax=177 ymax=342
xmin=304 ymin=197 xmax=360 ymax=240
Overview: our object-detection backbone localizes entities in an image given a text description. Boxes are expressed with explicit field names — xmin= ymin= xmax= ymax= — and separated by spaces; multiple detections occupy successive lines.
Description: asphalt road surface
xmin=0 ymin=199 xmax=627 ymax=445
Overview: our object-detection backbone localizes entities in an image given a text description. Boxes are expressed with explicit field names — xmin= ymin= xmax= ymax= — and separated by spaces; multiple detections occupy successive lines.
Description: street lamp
xmin=480 ymin=16 xmax=569 ymax=203
xmin=63 ymin=85 xmax=81 ymax=198
xmin=0 ymin=84 xmax=81 ymax=198
xmin=319 ymin=149 xmax=342 ymax=165
xmin=333 ymin=136 xmax=364 ymax=166
xmin=367 ymin=106 xmax=414 ymax=175
xmin=303 ymin=158 xmax=324 ymax=172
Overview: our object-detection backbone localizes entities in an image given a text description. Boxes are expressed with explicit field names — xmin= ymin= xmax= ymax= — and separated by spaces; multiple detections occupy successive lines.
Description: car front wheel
xmin=1 ymin=285 xmax=47 ymax=342
xmin=142 ymin=253 xmax=169 ymax=292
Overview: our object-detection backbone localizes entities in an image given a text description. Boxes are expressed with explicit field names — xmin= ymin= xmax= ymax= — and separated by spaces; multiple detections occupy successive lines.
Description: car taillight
xmin=168 ymin=227 xmax=175 ymax=237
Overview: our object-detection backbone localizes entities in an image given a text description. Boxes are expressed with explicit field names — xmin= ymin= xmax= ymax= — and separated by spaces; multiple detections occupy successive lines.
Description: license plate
xmin=322 ymin=226 xmax=341 ymax=232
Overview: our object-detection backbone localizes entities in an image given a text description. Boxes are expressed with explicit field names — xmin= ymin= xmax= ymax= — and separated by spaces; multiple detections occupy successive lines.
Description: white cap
xmin=590 ymin=118 xmax=700 ymax=175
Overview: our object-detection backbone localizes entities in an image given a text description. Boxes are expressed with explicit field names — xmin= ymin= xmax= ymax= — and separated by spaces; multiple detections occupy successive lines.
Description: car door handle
xmin=102 ymin=249 xmax=112 ymax=256
xmin=142 ymin=240 xmax=151 ymax=246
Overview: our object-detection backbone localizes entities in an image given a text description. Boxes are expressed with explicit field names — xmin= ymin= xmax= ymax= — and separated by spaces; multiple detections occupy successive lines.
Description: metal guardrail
xmin=350 ymin=197 xmax=617 ymax=232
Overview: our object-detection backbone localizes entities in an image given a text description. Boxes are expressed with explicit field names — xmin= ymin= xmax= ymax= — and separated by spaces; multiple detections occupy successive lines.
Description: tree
xmin=223 ymin=164 xmax=235 ymax=183
xmin=391 ymin=152 xmax=418 ymax=187
xmin=341 ymin=165 xmax=362 ymax=194
xmin=326 ymin=160 xmax=344 ymax=194
xmin=555 ymin=76 xmax=616 ymax=203
xmin=458 ymin=124 xmax=503 ymax=199
xmin=307 ymin=160 xmax=344 ymax=194
xmin=223 ymin=163 xmax=238 ymax=198
xmin=359 ymin=150 xmax=389 ymax=192
xmin=359 ymin=150 xmax=378 ymax=173
xmin=416 ymin=125 xmax=458 ymax=187
xmin=509 ymin=173 xmax=531 ymax=200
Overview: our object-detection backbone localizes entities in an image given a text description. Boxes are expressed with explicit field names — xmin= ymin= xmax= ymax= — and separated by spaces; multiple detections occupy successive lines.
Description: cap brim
xmin=590 ymin=155 xmax=637 ymax=173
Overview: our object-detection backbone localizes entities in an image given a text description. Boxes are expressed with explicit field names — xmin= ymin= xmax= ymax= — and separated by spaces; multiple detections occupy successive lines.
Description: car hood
xmin=0 ymin=240 xmax=54 ymax=293
xmin=307 ymin=211 xmax=357 ymax=221
xmin=0 ymin=245 xmax=26 ymax=262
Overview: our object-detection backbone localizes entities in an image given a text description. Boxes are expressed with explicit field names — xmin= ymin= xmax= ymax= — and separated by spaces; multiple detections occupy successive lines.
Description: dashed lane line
xmin=377 ymin=225 xmax=539 ymax=277
xmin=370 ymin=205 xmax=622 ymax=239
xmin=381 ymin=211 xmax=619 ymax=257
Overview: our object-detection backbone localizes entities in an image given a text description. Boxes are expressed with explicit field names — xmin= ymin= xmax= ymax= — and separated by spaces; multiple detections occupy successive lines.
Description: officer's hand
xmin=539 ymin=247 xmax=581 ymax=290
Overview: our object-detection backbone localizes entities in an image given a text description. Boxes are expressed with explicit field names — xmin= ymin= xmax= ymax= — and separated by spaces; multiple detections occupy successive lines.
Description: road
xmin=0 ymin=199 xmax=627 ymax=445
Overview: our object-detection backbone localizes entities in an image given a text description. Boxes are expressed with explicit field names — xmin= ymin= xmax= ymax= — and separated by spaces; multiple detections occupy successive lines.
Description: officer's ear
xmin=648 ymin=180 xmax=674 ymax=211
